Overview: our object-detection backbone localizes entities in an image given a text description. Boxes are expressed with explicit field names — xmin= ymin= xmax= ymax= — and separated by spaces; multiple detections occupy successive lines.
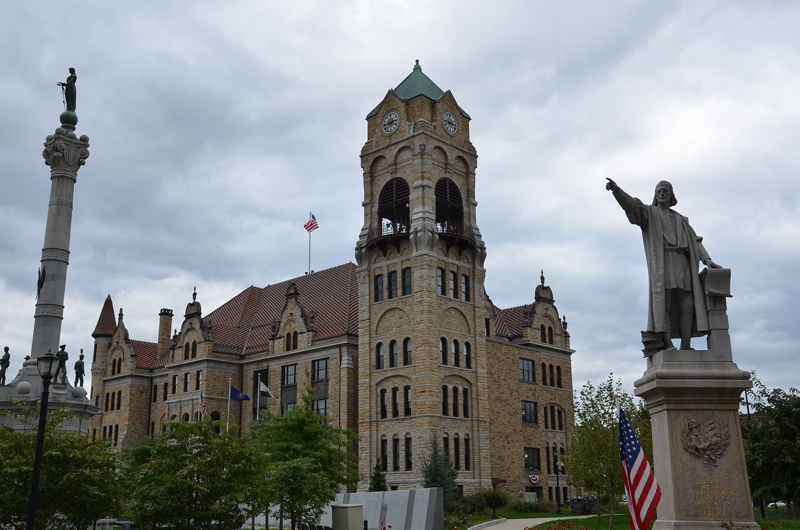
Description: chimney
xmin=157 ymin=308 xmax=173 ymax=359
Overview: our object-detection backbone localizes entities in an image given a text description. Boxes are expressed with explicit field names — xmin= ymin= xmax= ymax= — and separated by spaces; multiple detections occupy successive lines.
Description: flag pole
xmin=308 ymin=230 xmax=311 ymax=275
xmin=227 ymin=377 xmax=232 ymax=432
xmin=256 ymin=373 xmax=261 ymax=421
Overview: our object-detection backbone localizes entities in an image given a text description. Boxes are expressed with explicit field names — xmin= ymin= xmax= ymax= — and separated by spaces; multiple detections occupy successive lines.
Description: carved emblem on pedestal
xmin=680 ymin=418 xmax=730 ymax=468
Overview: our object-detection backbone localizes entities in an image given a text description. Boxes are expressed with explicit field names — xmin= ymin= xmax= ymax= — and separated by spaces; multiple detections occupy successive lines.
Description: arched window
xmin=389 ymin=340 xmax=398 ymax=368
xmin=380 ymin=436 xmax=388 ymax=471
xmin=546 ymin=444 xmax=552 ymax=473
xmin=452 ymin=340 xmax=460 ymax=367
xmin=452 ymin=387 xmax=459 ymax=417
xmin=211 ymin=411 xmax=221 ymax=434
xmin=376 ymin=343 xmax=384 ymax=369
xmin=463 ymin=388 xmax=469 ymax=418
xmin=403 ymin=338 xmax=412 ymax=365
xmin=285 ymin=333 xmax=291 ymax=351
xmin=442 ymin=386 xmax=449 ymax=416
xmin=558 ymin=408 xmax=563 ymax=430
xmin=464 ymin=342 xmax=471 ymax=369
xmin=434 ymin=178 xmax=463 ymax=234
xmin=443 ymin=433 xmax=450 ymax=457
xmin=549 ymin=364 xmax=555 ymax=386
xmin=440 ymin=338 xmax=448 ymax=365
xmin=378 ymin=178 xmax=410 ymax=235
xmin=117 ymin=391 xmax=122 ymax=409
xmin=292 ymin=332 xmax=298 ymax=350
xmin=191 ymin=341 xmax=197 ymax=358
xmin=110 ymin=392 xmax=116 ymax=411
xmin=405 ymin=433 xmax=413 ymax=470
xmin=380 ymin=389 xmax=387 ymax=418
xmin=556 ymin=366 xmax=562 ymax=388
xmin=150 ymin=422 xmax=155 ymax=436
xmin=464 ymin=434 xmax=471 ymax=471
xmin=182 ymin=413 xmax=189 ymax=422
xmin=194 ymin=411 xmax=201 ymax=421
xmin=540 ymin=325 xmax=546 ymax=343
xmin=392 ymin=434 xmax=400 ymax=471
xmin=184 ymin=344 xmax=190 ymax=360
xmin=548 ymin=326 xmax=554 ymax=345
xmin=104 ymin=393 xmax=109 ymax=412
xmin=541 ymin=363 xmax=547 ymax=385
xmin=454 ymin=434 xmax=461 ymax=470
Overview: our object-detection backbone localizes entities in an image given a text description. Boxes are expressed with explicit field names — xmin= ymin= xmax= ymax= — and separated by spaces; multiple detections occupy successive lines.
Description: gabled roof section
xmin=92 ymin=295 xmax=117 ymax=337
xmin=131 ymin=340 xmax=157 ymax=368
xmin=495 ymin=304 xmax=529 ymax=339
xmin=204 ymin=263 xmax=358 ymax=356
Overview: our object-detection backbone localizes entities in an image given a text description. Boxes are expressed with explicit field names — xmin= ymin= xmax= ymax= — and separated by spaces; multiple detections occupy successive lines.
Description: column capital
xmin=42 ymin=128 xmax=90 ymax=179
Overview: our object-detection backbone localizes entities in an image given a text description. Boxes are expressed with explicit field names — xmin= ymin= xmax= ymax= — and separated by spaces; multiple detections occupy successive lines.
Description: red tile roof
xmin=494 ymin=304 xmax=529 ymax=339
xmin=131 ymin=340 xmax=158 ymax=368
xmin=204 ymin=263 xmax=358 ymax=355
xmin=92 ymin=295 xmax=117 ymax=337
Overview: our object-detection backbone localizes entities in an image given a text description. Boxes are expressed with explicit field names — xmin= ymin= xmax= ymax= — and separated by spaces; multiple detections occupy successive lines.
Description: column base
xmin=635 ymin=349 xmax=758 ymax=530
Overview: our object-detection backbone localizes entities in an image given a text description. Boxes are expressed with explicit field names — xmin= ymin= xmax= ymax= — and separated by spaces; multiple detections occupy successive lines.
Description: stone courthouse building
xmin=87 ymin=62 xmax=574 ymax=502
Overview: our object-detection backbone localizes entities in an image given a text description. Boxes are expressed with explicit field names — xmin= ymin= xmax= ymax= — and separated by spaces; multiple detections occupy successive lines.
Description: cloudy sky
xmin=1 ymin=1 xmax=798 ymax=400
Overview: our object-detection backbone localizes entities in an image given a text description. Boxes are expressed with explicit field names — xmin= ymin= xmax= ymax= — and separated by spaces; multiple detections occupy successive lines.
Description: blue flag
xmin=230 ymin=385 xmax=250 ymax=402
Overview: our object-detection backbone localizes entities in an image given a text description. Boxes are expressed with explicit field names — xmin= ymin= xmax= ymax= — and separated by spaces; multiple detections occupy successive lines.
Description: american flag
xmin=199 ymin=391 xmax=209 ymax=416
xmin=303 ymin=213 xmax=319 ymax=233
xmin=620 ymin=406 xmax=661 ymax=530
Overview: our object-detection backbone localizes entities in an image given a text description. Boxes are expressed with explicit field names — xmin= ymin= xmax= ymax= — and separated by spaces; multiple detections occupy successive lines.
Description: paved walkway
xmin=475 ymin=514 xmax=597 ymax=530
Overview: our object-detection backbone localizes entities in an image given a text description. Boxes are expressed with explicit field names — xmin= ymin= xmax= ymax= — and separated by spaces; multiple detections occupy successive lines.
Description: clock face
xmin=382 ymin=111 xmax=399 ymax=134
xmin=442 ymin=112 xmax=458 ymax=134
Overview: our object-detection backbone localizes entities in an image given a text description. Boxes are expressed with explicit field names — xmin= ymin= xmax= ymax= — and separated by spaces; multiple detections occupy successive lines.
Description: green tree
xmin=124 ymin=416 xmax=261 ymax=530
xmin=0 ymin=405 xmax=123 ymax=530
xmin=420 ymin=433 xmax=458 ymax=513
xmin=369 ymin=458 xmax=388 ymax=492
xmin=250 ymin=387 xmax=358 ymax=530
xmin=564 ymin=375 xmax=652 ymax=529
xmin=741 ymin=376 xmax=800 ymax=518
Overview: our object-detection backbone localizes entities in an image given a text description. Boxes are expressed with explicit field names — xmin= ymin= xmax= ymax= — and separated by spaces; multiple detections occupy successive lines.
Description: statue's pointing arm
xmin=606 ymin=178 xmax=648 ymax=228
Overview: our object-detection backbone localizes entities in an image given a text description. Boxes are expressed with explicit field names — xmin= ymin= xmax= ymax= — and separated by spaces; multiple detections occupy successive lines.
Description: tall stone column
xmin=32 ymin=123 xmax=90 ymax=359
xmin=0 ymin=103 xmax=97 ymax=434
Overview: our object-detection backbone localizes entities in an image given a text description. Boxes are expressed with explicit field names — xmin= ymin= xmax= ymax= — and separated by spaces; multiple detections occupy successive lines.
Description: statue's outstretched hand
xmin=704 ymin=258 xmax=723 ymax=269
xmin=605 ymin=178 xmax=619 ymax=192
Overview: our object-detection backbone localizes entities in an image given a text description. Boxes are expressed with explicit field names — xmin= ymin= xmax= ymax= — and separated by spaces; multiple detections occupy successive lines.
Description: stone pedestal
xmin=634 ymin=268 xmax=758 ymax=530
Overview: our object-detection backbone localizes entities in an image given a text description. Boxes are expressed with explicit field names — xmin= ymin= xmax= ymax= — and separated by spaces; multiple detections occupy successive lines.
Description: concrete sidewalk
xmin=472 ymin=514 xmax=597 ymax=530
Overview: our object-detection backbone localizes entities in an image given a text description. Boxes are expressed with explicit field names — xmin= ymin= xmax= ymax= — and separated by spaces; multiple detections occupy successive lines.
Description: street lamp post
xmin=26 ymin=351 xmax=59 ymax=530
xmin=554 ymin=453 xmax=562 ymax=514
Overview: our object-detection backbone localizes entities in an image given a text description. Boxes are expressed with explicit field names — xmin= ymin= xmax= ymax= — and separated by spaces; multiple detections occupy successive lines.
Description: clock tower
xmin=355 ymin=60 xmax=491 ymax=492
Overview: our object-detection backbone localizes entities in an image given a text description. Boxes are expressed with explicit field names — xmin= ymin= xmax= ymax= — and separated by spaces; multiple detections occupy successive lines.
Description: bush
xmin=460 ymin=493 xmax=486 ymax=516
xmin=509 ymin=500 xmax=554 ymax=513
xmin=481 ymin=489 xmax=510 ymax=509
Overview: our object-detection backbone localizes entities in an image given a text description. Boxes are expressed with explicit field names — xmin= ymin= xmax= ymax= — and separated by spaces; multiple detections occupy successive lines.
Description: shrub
xmin=509 ymin=500 xmax=556 ymax=513
xmin=481 ymin=489 xmax=510 ymax=509
xmin=460 ymin=493 xmax=486 ymax=516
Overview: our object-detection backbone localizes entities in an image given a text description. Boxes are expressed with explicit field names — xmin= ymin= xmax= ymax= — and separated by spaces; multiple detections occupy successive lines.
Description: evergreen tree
xmin=369 ymin=458 xmax=388 ymax=491
xmin=421 ymin=433 xmax=458 ymax=512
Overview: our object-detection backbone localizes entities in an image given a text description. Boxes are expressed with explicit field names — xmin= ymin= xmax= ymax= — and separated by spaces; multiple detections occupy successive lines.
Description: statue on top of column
xmin=57 ymin=68 xmax=77 ymax=112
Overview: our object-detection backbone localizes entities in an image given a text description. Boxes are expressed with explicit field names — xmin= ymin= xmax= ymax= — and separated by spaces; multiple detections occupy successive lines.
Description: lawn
xmin=453 ymin=505 xmax=800 ymax=530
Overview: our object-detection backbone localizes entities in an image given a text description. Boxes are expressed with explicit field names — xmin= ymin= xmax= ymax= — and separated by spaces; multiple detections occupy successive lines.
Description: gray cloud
xmin=1 ymin=1 xmax=798 ymax=397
